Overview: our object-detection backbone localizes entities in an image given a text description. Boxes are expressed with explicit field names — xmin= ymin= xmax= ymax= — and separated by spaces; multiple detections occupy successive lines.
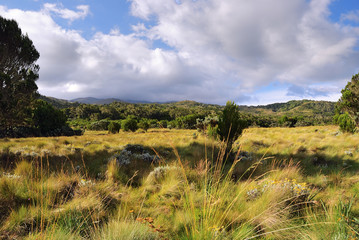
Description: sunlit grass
xmin=0 ymin=126 xmax=358 ymax=239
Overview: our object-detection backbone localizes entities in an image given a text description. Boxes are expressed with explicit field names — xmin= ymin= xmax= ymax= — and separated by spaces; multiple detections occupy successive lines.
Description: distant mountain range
xmin=70 ymin=97 xmax=155 ymax=105
xmin=40 ymin=95 xmax=336 ymax=117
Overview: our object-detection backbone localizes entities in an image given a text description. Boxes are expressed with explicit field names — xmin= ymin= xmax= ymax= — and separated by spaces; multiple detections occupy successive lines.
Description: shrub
xmin=337 ymin=73 xmax=359 ymax=126
xmin=217 ymin=101 xmax=248 ymax=154
xmin=159 ymin=120 xmax=168 ymax=128
xmin=108 ymin=121 xmax=121 ymax=134
xmin=168 ymin=120 xmax=177 ymax=129
xmin=87 ymin=119 xmax=110 ymax=131
xmin=138 ymin=119 xmax=150 ymax=132
xmin=337 ymin=113 xmax=356 ymax=133
xmin=33 ymin=100 xmax=68 ymax=134
xmin=207 ymin=125 xmax=218 ymax=140
xmin=149 ymin=119 xmax=158 ymax=128
xmin=121 ymin=116 xmax=138 ymax=132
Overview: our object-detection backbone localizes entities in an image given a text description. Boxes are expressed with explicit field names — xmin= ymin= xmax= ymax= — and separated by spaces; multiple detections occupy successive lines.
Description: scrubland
xmin=0 ymin=126 xmax=358 ymax=239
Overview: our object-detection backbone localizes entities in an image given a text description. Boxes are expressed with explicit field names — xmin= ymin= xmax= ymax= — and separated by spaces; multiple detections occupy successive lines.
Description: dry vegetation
xmin=0 ymin=126 xmax=358 ymax=239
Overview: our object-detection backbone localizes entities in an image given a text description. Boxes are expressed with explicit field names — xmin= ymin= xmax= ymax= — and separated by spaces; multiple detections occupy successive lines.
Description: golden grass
xmin=0 ymin=126 xmax=359 ymax=239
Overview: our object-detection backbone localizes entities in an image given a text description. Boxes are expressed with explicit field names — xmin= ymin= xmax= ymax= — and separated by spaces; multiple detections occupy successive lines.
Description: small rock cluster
xmin=110 ymin=144 xmax=159 ymax=165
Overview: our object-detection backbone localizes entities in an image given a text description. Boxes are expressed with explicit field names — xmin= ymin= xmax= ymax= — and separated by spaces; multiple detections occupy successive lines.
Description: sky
xmin=1 ymin=0 xmax=359 ymax=105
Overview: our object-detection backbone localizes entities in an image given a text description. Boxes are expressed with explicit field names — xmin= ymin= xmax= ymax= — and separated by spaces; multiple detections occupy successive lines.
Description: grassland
xmin=0 ymin=126 xmax=358 ymax=239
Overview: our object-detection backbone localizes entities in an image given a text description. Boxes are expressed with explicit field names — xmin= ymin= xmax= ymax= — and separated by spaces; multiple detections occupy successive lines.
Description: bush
xmin=336 ymin=113 xmax=356 ymax=133
xmin=121 ymin=116 xmax=138 ymax=132
xmin=337 ymin=73 xmax=359 ymax=126
xmin=217 ymin=101 xmax=248 ymax=154
xmin=149 ymin=119 xmax=158 ymax=128
xmin=33 ymin=100 xmax=68 ymax=134
xmin=168 ymin=120 xmax=177 ymax=129
xmin=87 ymin=120 xmax=110 ymax=131
xmin=108 ymin=121 xmax=121 ymax=134
xmin=207 ymin=125 xmax=218 ymax=140
xmin=138 ymin=119 xmax=150 ymax=132
xmin=159 ymin=120 xmax=168 ymax=128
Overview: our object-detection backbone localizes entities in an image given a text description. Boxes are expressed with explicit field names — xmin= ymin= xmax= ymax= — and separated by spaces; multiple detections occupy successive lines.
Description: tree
xmin=0 ymin=16 xmax=40 ymax=127
xmin=333 ymin=112 xmax=356 ymax=133
xmin=108 ymin=121 xmax=121 ymax=134
xmin=337 ymin=73 xmax=359 ymax=126
xmin=138 ymin=119 xmax=150 ymax=132
xmin=33 ymin=100 xmax=67 ymax=134
xmin=217 ymin=101 xmax=248 ymax=153
xmin=121 ymin=116 xmax=138 ymax=132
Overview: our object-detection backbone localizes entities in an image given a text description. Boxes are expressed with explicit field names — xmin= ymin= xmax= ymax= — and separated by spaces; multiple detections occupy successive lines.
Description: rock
xmin=109 ymin=144 xmax=159 ymax=165
xmin=344 ymin=150 xmax=353 ymax=156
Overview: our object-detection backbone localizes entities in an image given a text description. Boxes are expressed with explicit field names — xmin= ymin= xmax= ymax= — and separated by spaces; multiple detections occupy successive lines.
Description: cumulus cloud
xmin=131 ymin=0 xmax=359 ymax=97
xmin=0 ymin=0 xmax=358 ymax=104
xmin=43 ymin=3 xmax=90 ymax=23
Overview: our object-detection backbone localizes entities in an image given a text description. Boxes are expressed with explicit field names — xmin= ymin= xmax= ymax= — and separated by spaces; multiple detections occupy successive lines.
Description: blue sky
xmin=1 ymin=0 xmax=359 ymax=105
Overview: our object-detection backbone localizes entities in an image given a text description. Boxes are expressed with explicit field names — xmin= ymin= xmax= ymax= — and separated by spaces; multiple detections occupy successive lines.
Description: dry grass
xmin=0 ymin=126 xmax=358 ymax=239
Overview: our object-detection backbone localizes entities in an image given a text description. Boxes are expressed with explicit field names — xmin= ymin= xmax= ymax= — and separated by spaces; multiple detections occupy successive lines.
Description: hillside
xmin=39 ymin=95 xmax=79 ymax=109
xmin=42 ymin=96 xmax=336 ymax=127
xmin=238 ymin=100 xmax=336 ymax=117
xmin=43 ymin=96 xmax=335 ymax=116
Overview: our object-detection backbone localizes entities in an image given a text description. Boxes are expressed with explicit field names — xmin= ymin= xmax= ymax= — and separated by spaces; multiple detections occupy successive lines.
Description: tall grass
xmin=0 ymin=127 xmax=358 ymax=239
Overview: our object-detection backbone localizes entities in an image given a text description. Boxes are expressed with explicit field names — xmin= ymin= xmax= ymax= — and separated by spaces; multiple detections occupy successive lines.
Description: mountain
xmin=39 ymin=95 xmax=79 ymax=109
xmin=70 ymin=97 xmax=153 ymax=104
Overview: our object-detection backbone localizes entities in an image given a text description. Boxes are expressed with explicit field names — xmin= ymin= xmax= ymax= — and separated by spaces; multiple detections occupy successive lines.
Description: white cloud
xmin=131 ymin=0 xmax=359 ymax=94
xmin=0 ymin=0 xmax=358 ymax=104
xmin=341 ymin=10 xmax=359 ymax=23
xmin=43 ymin=3 xmax=90 ymax=23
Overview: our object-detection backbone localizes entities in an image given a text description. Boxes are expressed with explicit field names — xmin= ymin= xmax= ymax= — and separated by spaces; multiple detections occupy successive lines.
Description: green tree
xmin=138 ymin=119 xmax=150 ymax=132
xmin=33 ymin=100 xmax=67 ymax=134
xmin=334 ymin=112 xmax=356 ymax=133
xmin=337 ymin=73 xmax=359 ymax=126
xmin=121 ymin=116 xmax=138 ymax=132
xmin=108 ymin=121 xmax=121 ymax=134
xmin=0 ymin=16 xmax=40 ymax=127
xmin=217 ymin=101 xmax=248 ymax=153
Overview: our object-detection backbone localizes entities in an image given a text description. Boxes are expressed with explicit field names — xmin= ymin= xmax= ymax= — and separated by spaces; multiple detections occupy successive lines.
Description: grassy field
xmin=0 ymin=126 xmax=358 ymax=239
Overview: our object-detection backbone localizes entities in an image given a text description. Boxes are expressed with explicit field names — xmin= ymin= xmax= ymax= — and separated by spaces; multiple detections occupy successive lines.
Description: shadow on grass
xmin=1 ymin=140 xmax=358 ymax=182
xmin=174 ymin=141 xmax=359 ymax=180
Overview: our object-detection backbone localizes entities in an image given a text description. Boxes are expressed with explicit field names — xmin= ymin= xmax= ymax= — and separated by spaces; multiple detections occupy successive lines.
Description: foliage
xmin=278 ymin=115 xmax=298 ymax=127
xmin=121 ymin=116 xmax=138 ymax=132
xmin=337 ymin=73 xmax=359 ymax=126
xmin=108 ymin=121 xmax=121 ymax=134
xmin=217 ymin=101 xmax=248 ymax=152
xmin=0 ymin=16 xmax=40 ymax=127
xmin=32 ymin=100 xmax=68 ymax=134
xmin=159 ymin=120 xmax=168 ymax=128
xmin=207 ymin=125 xmax=218 ymax=139
xmin=43 ymin=97 xmax=337 ymax=130
xmin=138 ymin=119 xmax=150 ymax=132
xmin=334 ymin=112 xmax=356 ymax=133
xmin=87 ymin=119 xmax=110 ymax=131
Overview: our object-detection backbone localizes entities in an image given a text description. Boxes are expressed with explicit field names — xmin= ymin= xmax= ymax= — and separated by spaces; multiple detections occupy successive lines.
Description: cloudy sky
xmin=1 ymin=0 xmax=359 ymax=105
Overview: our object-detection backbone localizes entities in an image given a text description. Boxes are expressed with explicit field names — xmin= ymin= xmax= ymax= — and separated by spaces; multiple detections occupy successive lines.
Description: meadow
xmin=0 ymin=126 xmax=358 ymax=239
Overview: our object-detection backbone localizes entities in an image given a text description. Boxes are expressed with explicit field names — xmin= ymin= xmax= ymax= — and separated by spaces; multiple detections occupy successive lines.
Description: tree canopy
xmin=0 ymin=16 xmax=40 ymax=127
xmin=337 ymin=73 xmax=359 ymax=126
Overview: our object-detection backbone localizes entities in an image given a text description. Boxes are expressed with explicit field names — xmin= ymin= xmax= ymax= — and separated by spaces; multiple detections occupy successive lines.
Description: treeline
xmin=61 ymin=100 xmax=335 ymax=132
